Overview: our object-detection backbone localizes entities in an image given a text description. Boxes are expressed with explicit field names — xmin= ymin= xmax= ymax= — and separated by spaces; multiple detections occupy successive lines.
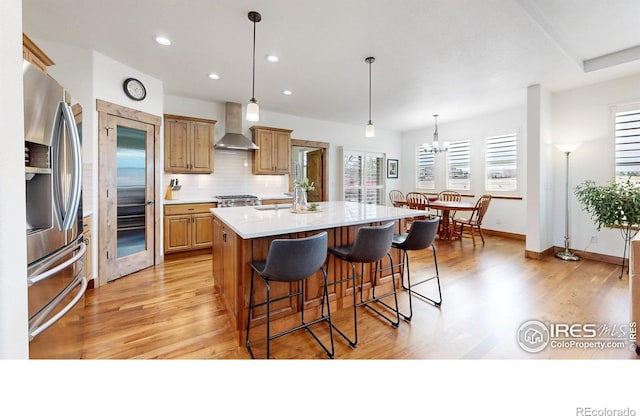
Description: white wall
xmin=163 ymin=94 xmax=403 ymax=202
xmin=0 ymin=0 xmax=28 ymax=359
xmin=551 ymin=74 xmax=640 ymax=257
xmin=401 ymin=107 xmax=528 ymax=235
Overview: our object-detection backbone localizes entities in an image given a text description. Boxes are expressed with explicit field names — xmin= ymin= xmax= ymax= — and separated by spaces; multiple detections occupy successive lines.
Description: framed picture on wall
xmin=387 ymin=159 xmax=398 ymax=178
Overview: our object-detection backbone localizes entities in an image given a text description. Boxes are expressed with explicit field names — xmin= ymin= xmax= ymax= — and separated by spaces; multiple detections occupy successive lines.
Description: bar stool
xmin=246 ymin=232 xmax=334 ymax=359
xmin=324 ymin=221 xmax=398 ymax=348
xmin=392 ymin=218 xmax=442 ymax=321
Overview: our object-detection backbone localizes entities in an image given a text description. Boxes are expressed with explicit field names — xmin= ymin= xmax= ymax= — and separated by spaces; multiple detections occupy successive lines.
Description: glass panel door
xmin=100 ymin=114 xmax=155 ymax=282
xmin=117 ymin=126 xmax=147 ymax=258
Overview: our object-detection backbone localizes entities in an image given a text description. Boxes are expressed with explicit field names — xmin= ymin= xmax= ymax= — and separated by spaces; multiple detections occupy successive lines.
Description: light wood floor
xmin=82 ymin=234 xmax=639 ymax=359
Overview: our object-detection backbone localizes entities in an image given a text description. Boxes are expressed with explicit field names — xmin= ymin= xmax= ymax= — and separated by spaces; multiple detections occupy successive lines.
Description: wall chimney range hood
xmin=214 ymin=102 xmax=259 ymax=150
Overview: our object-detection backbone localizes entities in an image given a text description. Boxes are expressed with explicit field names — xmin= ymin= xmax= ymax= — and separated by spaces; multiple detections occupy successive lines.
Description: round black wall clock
xmin=123 ymin=77 xmax=146 ymax=101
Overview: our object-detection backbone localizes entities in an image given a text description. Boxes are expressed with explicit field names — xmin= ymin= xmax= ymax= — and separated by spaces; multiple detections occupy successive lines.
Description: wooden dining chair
xmin=452 ymin=194 xmax=492 ymax=246
xmin=404 ymin=192 xmax=431 ymax=231
xmin=389 ymin=190 xmax=405 ymax=207
xmin=436 ymin=190 xmax=462 ymax=234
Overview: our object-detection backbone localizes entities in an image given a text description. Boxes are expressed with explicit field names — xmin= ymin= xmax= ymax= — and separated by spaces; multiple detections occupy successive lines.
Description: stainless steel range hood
xmin=214 ymin=102 xmax=259 ymax=150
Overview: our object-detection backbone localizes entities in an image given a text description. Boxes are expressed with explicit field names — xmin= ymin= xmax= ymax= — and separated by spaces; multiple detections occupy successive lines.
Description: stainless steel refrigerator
xmin=24 ymin=61 xmax=86 ymax=359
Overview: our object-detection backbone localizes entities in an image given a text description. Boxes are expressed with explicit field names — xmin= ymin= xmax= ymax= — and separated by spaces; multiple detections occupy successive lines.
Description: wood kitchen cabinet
xmin=164 ymin=203 xmax=216 ymax=254
xmin=164 ymin=114 xmax=216 ymax=173
xmin=23 ymin=33 xmax=55 ymax=73
xmin=250 ymin=126 xmax=293 ymax=175
xmin=212 ymin=217 xmax=239 ymax=317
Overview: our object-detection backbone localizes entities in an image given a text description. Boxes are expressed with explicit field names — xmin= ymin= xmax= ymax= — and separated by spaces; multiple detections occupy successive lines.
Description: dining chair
xmin=246 ymin=231 xmax=334 ymax=359
xmin=436 ymin=190 xmax=462 ymax=233
xmin=389 ymin=190 xmax=405 ymax=207
xmin=404 ymin=192 xmax=431 ymax=231
xmin=452 ymin=194 xmax=492 ymax=246
xmin=323 ymin=222 xmax=398 ymax=348
xmin=392 ymin=218 xmax=442 ymax=321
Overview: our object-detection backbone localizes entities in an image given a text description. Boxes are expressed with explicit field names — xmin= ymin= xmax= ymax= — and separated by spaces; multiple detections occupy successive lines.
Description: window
xmin=615 ymin=109 xmax=640 ymax=185
xmin=416 ymin=146 xmax=435 ymax=189
xmin=485 ymin=134 xmax=518 ymax=192
xmin=446 ymin=140 xmax=470 ymax=191
xmin=342 ymin=149 xmax=384 ymax=204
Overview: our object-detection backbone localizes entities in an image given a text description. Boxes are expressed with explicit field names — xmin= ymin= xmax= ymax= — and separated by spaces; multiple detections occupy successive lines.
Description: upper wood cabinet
xmin=164 ymin=114 xmax=216 ymax=173
xmin=250 ymin=126 xmax=293 ymax=175
xmin=23 ymin=33 xmax=55 ymax=73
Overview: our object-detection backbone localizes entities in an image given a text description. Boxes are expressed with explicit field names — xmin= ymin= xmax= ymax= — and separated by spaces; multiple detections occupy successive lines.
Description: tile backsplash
xmin=163 ymin=148 xmax=289 ymax=199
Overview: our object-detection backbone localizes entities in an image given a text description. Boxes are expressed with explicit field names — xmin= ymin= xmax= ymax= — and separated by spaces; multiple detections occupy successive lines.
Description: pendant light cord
xmin=251 ymin=18 xmax=256 ymax=101
xmin=434 ymin=115 xmax=438 ymax=142
xmin=368 ymin=60 xmax=372 ymax=123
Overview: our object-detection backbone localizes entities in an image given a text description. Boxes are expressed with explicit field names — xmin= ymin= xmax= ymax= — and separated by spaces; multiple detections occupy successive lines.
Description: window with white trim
xmin=485 ymin=134 xmax=518 ymax=192
xmin=416 ymin=146 xmax=435 ymax=189
xmin=615 ymin=109 xmax=640 ymax=185
xmin=446 ymin=140 xmax=470 ymax=191
xmin=342 ymin=149 xmax=384 ymax=204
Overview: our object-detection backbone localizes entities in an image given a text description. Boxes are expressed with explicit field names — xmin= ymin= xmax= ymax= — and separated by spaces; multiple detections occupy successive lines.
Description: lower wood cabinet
xmin=212 ymin=217 xmax=239 ymax=316
xmin=164 ymin=203 xmax=216 ymax=254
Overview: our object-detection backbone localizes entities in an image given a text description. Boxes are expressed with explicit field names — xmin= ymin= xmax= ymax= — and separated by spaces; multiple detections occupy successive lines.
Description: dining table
xmin=428 ymin=200 xmax=477 ymax=240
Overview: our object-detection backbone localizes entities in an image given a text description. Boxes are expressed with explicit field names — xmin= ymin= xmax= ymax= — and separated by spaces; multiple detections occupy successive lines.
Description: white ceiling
xmin=22 ymin=0 xmax=640 ymax=133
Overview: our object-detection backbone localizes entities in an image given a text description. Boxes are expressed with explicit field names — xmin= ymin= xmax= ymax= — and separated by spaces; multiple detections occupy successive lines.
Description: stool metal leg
xmin=324 ymin=250 xmax=401 ymax=349
xmin=400 ymin=245 xmax=442 ymax=319
xmin=246 ymin=270 xmax=257 ymax=359
xmin=322 ymin=260 xmax=360 ymax=348
xmin=361 ymin=253 xmax=400 ymax=327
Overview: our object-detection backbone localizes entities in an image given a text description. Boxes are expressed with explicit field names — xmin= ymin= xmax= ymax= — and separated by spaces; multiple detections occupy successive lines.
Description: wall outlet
xmin=590 ymin=235 xmax=598 ymax=244
xmin=495 ymin=218 xmax=501 ymax=225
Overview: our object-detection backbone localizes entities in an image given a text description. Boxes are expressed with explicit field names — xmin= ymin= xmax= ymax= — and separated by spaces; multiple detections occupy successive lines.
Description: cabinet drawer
xmin=164 ymin=203 xmax=216 ymax=215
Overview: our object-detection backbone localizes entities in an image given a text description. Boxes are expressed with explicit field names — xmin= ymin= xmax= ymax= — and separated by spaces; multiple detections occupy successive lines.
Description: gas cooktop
xmin=215 ymin=194 xmax=258 ymax=199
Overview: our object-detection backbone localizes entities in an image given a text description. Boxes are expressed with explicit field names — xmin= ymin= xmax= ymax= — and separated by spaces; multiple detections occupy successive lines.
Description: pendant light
xmin=246 ymin=11 xmax=261 ymax=122
xmin=425 ymin=114 xmax=450 ymax=153
xmin=365 ymin=56 xmax=375 ymax=138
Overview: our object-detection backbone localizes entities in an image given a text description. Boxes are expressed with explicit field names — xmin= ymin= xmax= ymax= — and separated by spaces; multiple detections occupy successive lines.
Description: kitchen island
xmin=210 ymin=201 xmax=427 ymax=345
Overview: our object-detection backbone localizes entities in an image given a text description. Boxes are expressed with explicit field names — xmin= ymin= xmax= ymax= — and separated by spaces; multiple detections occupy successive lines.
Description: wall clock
xmin=123 ymin=77 xmax=146 ymax=101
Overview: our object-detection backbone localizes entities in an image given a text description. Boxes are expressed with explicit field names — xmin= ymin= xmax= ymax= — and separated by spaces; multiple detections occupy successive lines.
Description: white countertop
xmin=164 ymin=198 xmax=217 ymax=205
xmin=210 ymin=201 xmax=427 ymax=239
xmin=163 ymin=194 xmax=292 ymax=205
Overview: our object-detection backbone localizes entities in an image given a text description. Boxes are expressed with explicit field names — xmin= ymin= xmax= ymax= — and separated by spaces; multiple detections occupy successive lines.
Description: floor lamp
xmin=555 ymin=143 xmax=582 ymax=261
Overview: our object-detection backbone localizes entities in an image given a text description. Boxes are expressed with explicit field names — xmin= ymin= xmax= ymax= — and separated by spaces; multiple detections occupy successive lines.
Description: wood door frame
xmin=290 ymin=139 xmax=329 ymax=201
xmin=96 ymin=99 xmax=162 ymax=287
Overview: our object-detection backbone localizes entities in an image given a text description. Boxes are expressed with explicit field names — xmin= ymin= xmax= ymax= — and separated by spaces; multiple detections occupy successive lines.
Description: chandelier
xmin=424 ymin=114 xmax=449 ymax=153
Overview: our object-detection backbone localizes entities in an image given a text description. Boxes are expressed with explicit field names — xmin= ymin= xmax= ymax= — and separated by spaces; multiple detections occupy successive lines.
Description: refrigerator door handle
xmin=29 ymin=271 xmax=87 ymax=341
xmin=52 ymin=101 xmax=82 ymax=231
xmin=28 ymin=242 xmax=86 ymax=286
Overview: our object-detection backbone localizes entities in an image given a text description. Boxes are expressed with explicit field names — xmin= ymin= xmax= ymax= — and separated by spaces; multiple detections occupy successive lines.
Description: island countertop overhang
xmin=210 ymin=201 xmax=427 ymax=239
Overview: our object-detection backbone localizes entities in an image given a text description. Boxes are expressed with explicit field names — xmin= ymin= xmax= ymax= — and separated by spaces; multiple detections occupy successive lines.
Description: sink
xmin=254 ymin=204 xmax=292 ymax=211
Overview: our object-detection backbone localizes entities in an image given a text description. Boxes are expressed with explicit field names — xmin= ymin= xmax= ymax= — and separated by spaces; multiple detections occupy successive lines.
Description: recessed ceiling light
xmin=208 ymin=73 xmax=220 ymax=80
xmin=266 ymin=55 xmax=279 ymax=63
xmin=283 ymin=90 xmax=292 ymax=95
xmin=155 ymin=36 xmax=171 ymax=46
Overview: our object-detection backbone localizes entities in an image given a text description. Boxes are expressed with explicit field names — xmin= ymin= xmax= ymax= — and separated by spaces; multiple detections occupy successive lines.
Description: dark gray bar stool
xmin=246 ymin=231 xmax=334 ymax=359
xmin=324 ymin=221 xmax=398 ymax=348
xmin=392 ymin=218 xmax=442 ymax=321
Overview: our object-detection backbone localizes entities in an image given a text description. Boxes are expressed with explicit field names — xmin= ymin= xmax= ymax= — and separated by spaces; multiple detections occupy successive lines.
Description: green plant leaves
xmin=574 ymin=178 xmax=640 ymax=231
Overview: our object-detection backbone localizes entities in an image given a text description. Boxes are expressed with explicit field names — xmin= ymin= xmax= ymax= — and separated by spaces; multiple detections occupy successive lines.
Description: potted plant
xmin=574 ymin=178 xmax=640 ymax=278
